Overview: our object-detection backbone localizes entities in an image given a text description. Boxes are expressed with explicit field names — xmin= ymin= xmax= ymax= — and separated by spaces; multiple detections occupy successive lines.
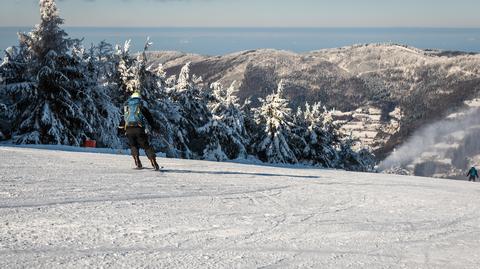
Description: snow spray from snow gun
xmin=378 ymin=107 xmax=480 ymax=175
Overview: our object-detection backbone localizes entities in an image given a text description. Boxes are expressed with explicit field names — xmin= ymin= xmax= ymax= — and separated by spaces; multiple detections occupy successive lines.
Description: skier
xmin=466 ymin=166 xmax=479 ymax=182
xmin=123 ymin=92 xmax=160 ymax=170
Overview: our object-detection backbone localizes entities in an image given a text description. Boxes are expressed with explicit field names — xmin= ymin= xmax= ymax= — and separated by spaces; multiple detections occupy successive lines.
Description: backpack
xmin=124 ymin=97 xmax=146 ymax=128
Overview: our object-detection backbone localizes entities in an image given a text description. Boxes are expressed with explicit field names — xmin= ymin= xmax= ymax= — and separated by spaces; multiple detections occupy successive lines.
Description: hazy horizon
xmin=1 ymin=0 xmax=479 ymax=28
xmin=2 ymin=27 xmax=480 ymax=56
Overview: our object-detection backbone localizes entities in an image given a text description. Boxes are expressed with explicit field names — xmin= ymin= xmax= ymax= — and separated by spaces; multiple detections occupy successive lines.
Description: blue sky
xmin=1 ymin=0 xmax=479 ymax=27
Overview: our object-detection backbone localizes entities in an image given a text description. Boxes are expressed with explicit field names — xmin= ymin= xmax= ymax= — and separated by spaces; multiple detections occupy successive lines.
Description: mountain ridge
xmin=149 ymin=43 xmax=480 ymax=178
xmin=148 ymin=44 xmax=480 ymax=164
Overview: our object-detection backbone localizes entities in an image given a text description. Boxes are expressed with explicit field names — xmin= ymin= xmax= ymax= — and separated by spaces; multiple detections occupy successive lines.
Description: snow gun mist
xmin=379 ymin=106 xmax=480 ymax=179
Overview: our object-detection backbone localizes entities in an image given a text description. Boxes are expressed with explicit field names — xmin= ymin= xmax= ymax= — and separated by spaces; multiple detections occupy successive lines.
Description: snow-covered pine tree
xmin=0 ymin=46 xmax=29 ymax=89
xmin=21 ymin=0 xmax=76 ymax=60
xmin=0 ymin=40 xmax=28 ymax=140
xmin=0 ymin=101 xmax=11 ymax=140
xmin=145 ymin=63 xmax=191 ymax=158
xmin=241 ymin=97 xmax=259 ymax=155
xmin=302 ymin=102 xmax=339 ymax=167
xmin=305 ymin=104 xmax=375 ymax=171
xmin=115 ymin=40 xmax=137 ymax=101
xmin=217 ymin=81 xmax=249 ymax=154
xmin=289 ymin=106 xmax=309 ymax=162
xmin=198 ymin=81 xmax=248 ymax=161
xmin=317 ymin=107 xmax=367 ymax=170
xmin=72 ymin=44 xmax=122 ymax=148
xmin=0 ymin=46 xmax=28 ymax=140
xmin=0 ymin=0 xmax=115 ymax=145
xmin=169 ymin=62 xmax=211 ymax=158
xmin=336 ymin=137 xmax=375 ymax=171
xmin=89 ymin=41 xmax=118 ymax=99
xmin=254 ymin=81 xmax=297 ymax=164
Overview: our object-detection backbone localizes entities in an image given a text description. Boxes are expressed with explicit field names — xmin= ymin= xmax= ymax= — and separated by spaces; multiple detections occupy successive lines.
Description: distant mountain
xmin=148 ymin=44 xmax=480 ymax=167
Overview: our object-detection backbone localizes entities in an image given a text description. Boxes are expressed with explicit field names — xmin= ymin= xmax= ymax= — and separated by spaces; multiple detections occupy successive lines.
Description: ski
xmin=132 ymin=166 xmax=164 ymax=171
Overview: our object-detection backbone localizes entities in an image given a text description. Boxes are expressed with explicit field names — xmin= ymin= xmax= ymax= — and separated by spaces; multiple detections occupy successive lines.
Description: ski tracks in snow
xmin=2 ymin=146 xmax=480 ymax=268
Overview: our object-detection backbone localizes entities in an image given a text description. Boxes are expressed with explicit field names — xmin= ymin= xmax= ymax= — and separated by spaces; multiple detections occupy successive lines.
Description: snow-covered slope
xmin=1 ymin=146 xmax=480 ymax=268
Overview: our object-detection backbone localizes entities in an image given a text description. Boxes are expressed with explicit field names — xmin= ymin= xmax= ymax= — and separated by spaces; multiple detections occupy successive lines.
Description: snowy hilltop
xmin=151 ymin=45 xmax=480 ymax=150
xmin=2 ymin=146 xmax=480 ymax=268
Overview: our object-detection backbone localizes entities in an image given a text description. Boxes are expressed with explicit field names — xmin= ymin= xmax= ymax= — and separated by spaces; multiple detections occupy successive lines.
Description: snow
xmin=2 ymin=146 xmax=480 ymax=268
xmin=465 ymin=98 xmax=480 ymax=108
xmin=0 ymin=143 xmax=167 ymax=158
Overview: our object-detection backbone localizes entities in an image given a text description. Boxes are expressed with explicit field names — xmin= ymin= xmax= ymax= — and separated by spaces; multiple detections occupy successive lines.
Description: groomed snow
xmin=1 ymin=146 xmax=480 ymax=268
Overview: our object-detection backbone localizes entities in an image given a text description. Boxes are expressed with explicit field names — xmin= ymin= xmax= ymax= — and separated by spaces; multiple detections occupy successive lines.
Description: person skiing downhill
xmin=123 ymin=92 xmax=160 ymax=171
xmin=466 ymin=166 xmax=479 ymax=182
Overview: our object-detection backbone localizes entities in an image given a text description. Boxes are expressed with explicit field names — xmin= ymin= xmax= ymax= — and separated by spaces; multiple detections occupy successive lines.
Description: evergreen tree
xmin=115 ymin=40 xmax=138 ymax=101
xmin=169 ymin=62 xmax=210 ymax=158
xmin=336 ymin=137 xmax=375 ymax=171
xmin=0 ymin=0 xmax=124 ymax=146
xmin=302 ymin=103 xmax=339 ymax=167
xmin=0 ymin=101 xmax=11 ymax=140
xmin=255 ymin=81 xmax=297 ymax=164
xmin=20 ymin=0 xmax=77 ymax=60
xmin=72 ymin=45 xmax=122 ymax=148
xmin=0 ymin=46 xmax=27 ymax=140
xmin=0 ymin=46 xmax=29 ymax=88
xmin=199 ymin=81 xmax=248 ymax=160
xmin=90 ymin=41 xmax=119 ymax=102
xmin=241 ymin=97 xmax=258 ymax=155
xmin=289 ymin=106 xmax=309 ymax=162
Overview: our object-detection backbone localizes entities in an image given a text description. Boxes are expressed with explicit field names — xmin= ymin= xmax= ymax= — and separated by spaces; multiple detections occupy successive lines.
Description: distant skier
xmin=123 ymin=92 xmax=160 ymax=170
xmin=466 ymin=166 xmax=479 ymax=182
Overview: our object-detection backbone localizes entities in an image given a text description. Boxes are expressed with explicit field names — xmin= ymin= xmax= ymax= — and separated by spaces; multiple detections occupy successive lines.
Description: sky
xmin=1 ymin=0 xmax=479 ymax=28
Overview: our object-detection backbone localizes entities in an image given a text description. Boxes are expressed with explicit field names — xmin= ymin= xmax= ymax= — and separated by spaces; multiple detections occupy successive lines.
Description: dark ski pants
xmin=126 ymin=127 xmax=156 ymax=159
xmin=469 ymin=176 xmax=476 ymax=182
